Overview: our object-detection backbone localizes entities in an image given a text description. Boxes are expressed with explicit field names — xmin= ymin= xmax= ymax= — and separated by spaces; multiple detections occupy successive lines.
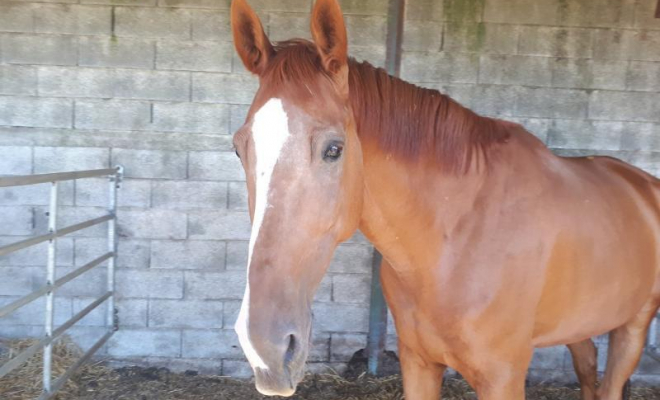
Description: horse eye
xmin=323 ymin=143 xmax=343 ymax=161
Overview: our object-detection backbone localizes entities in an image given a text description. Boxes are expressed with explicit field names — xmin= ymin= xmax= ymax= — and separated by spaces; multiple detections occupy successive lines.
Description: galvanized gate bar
xmin=0 ymin=168 xmax=118 ymax=187
xmin=0 ymin=214 xmax=114 ymax=257
xmin=0 ymin=166 xmax=122 ymax=399
xmin=0 ymin=291 xmax=113 ymax=379
xmin=0 ymin=253 xmax=114 ymax=319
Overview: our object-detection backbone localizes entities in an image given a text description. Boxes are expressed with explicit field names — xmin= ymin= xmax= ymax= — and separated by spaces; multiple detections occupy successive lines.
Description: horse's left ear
xmin=311 ymin=0 xmax=348 ymax=94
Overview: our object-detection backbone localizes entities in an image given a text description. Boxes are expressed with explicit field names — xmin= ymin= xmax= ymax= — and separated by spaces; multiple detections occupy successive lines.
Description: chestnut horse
xmin=230 ymin=0 xmax=660 ymax=398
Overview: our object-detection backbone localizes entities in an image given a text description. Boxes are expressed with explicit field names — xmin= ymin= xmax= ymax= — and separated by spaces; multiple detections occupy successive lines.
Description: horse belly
xmin=532 ymin=226 xmax=658 ymax=347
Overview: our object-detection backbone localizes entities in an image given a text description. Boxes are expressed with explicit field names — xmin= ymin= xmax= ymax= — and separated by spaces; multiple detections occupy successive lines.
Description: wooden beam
xmin=656 ymin=0 xmax=660 ymax=18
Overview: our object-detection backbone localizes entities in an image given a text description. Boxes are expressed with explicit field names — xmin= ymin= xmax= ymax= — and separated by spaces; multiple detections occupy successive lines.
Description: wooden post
xmin=656 ymin=0 xmax=660 ymax=18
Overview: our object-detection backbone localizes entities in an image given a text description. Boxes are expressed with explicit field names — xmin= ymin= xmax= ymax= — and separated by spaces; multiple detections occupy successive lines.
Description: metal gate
xmin=0 ymin=166 xmax=123 ymax=399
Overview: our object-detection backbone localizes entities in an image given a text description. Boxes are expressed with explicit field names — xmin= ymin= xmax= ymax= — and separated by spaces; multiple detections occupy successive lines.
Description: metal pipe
xmin=0 ymin=252 xmax=113 ymax=318
xmin=107 ymin=166 xmax=122 ymax=330
xmin=0 ymin=168 xmax=119 ymax=187
xmin=0 ymin=214 xmax=114 ymax=257
xmin=645 ymin=314 xmax=660 ymax=362
xmin=0 ymin=291 xmax=113 ymax=379
xmin=43 ymin=182 xmax=58 ymax=394
xmin=37 ymin=329 xmax=115 ymax=400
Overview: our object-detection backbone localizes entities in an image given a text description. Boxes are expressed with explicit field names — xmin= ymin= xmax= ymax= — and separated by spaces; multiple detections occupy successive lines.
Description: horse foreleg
xmin=598 ymin=299 xmax=660 ymax=400
xmin=567 ymin=339 xmax=598 ymax=400
xmin=399 ymin=341 xmax=445 ymax=400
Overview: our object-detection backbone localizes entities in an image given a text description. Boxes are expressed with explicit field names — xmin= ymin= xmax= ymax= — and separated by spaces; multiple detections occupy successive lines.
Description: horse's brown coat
xmin=230 ymin=0 xmax=660 ymax=399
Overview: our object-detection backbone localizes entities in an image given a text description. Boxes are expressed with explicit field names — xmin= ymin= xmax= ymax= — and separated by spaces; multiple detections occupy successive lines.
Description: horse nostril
xmin=284 ymin=334 xmax=296 ymax=367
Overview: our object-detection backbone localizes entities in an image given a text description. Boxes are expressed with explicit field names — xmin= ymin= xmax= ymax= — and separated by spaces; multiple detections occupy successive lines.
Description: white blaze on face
xmin=235 ymin=98 xmax=291 ymax=370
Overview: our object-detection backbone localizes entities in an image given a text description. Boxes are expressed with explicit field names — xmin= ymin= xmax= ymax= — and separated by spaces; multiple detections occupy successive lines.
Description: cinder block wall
xmin=0 ymin=0 xmax=659 ymax=382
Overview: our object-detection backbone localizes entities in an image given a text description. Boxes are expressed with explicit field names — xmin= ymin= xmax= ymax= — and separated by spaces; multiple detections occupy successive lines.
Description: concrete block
xmin=0 ymin=146 xmax=31 ymax=175
xmin=0 ymin=206 xmax=33 ymax=236
xmin=34 ymin=5 xmax=112 ymax=35
xmin=226 ymin=241 xmax=248 ymax=270
xmin=627 ymin=30 xmax=660 ymax=62
xmin=267 ymin=12 xmax=310 ymax=42
xmin=117 ymin=209 xmax=188 ymax=240
xmin=340 ymin=0 xmax=387 ymax=15
xmin=182 ymin=329 xmax=243 ymax=359
xmin=401 ymin=51 xmax=478 ymax=84
xmin=184 ymin=270 xmax=246 ymax=299
xmin=153 ymin=181 xmax=227 ymax=210
xmin=192 ymin=73 xmax=259 ymax=104
xmin=551 ymin=58 xmax=593 ymax=89
xmin=473 ymin=23 xmax=519 ymax=55
xmin=506 ymin=118 xmax=552 ymax=143
xmin=152 ymin=102 xmax=230 ymax=135
xmin=107 ymin=328 xmax=181 ymax=357
xmin=627 ymin=60 xmax=660 ymax=92
xmin=328 ymin=244 xmax=373 ymax=274
xmin=116 ymin=269 xmax=184 ymax=299
xmin=188 ymin=151 xmax=245 ymax=181
xmin=478 ymin=54 xmax=552 ymax=87
xmin=81 ymin=0 xmax=156 ymax=5
xmin=157 ymin=40 xmax=232 ymax=72
xmin=76 ymin=178 xmax=151 ymax=208
xmin=405 ymin=0 xmax=443 ymax=21
xmin=158 ymin=0 xmax=231 ymax=8
xmin=515 ymin=88 xmax=589 ymax=119
xmin=619 ymin=122 xmax=660 ymax=151
xmin=0 ymin=181 xmax=73 ymax=207
xmin=345 ymin=15 xmax=387 ymax=47
xmin=548 ymin=120 xmax=625 ymax=151
xmin=191 ymin=10 xmax=231 ymax=41
xmin=33 ymin=205 xmax=107 ymax=237
xmin=518 ymin=26 xmax=593 ymax=58
xmin=470 ymin=85 xmax=518 ymax=118
xmin=634 ymin=0 xmax=660 ymax=29
xmin=222 ymin=360 xmax=252 ymax=378
xmin=246 ymin=0 xmax=310 ymax=12
xmin=332 ymin=274 xmax=371 ymax=304
xmin=1 ymin=33 xmax=77 ymax=65
xmin=0 ymin=4 xmax=34 ymax=32
xmin=444 ymin=21 xmax=516 ymax=54
xmin=556 ymin=0 xmax=635 ymax=28
xmin=0 ymin=65 xmax=36 ymax=96
xmin=116 ymin=299 xmax=148 ymax=327
xmin=0 ymin=296 xmax=71 ymax=327
xmin=115 ymin=7 xmax=191 ymax=39
xmin=530 ymin=346 xmax=568 ymax=370
xmin=592 ymin=29 xmax=660 ymax=61
xmin=67 ymin=326 xmax=110 ymax=355
xmin=58 ymin=265 xmax=107 ymax=297
xmin=484 ymin=0 xmax=560 ymax=25
xmin=149 ymin=299 xmax=223 ymax=328
xmin=228 ymin=182 xmax=248 ymax=210
xmin=38 ymin=66 xmax=115 ymax=98
xmin=188 ymin=210 xmax=251 ymax=240
xmin=0 ymin=325 xmax=44 ymax=339
xmin=313 ymin=303 xmax=369 ymax=333
xmin=315 ymin=274 xmax=332 ymax=302
xmin=34 ymin=146 xmax=108 ymax=173
xmin=114 ymin=69 xmax=191 ymax=101
xmin=349 ymin=45 xmax=387 ymax=68
xmin=75 ymin=237 xmax=151 ymax=269
xmin=75 ymin=99 xmax=152 ymax=131
xmin=0 ymin=266 xmax=39 ymax=296
xmin=71 ymin=296 xmax=108 ymax=326
xmin=402 ymin=20 xmax=442 ymax=52
xmin=330 ymin=333 xmax=366 ymax=362
xmin=151 ymin=240 xmax=226 ymax=270
xmin=112 ymin=149 xmax=187 ymax=179
xmin=222 ymin=301 xmax=241 ymax=329
xmin=0 ymin=97 xmax=72 ymax=129
xmin=79 ymin=37 xmax=155 ymax=69
xmin=589 ymin=90 xmax=660 ymax=122
xmin=309 ymin=332 xmax=331 ymax=362
xmin=0 ymin=236 xmax=73 ymax=266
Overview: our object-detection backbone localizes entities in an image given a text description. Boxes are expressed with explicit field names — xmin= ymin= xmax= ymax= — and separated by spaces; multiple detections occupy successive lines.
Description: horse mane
xmin=262 ymin=40 xmax=511 ymax=174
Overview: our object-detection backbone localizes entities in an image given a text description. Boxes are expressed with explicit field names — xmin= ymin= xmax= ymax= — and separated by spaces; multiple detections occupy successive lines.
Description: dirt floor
xmin=2 ymin=338 xmax=660 ymax=400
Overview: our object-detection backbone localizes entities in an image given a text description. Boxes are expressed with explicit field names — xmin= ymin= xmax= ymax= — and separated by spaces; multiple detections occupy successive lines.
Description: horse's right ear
xmin=231 ymin=0 xmax=274 ymax=76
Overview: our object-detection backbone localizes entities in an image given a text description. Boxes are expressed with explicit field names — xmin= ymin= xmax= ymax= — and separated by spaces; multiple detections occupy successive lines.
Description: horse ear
xmin=310 ymin=0 xmax=348 ymax=76
xmin=231 ymin=0 xmax=274 ymax=76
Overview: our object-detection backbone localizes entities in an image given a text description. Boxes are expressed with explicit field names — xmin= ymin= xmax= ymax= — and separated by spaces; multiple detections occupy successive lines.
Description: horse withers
xmin=229 ymin=0 xmax=660 ymax=398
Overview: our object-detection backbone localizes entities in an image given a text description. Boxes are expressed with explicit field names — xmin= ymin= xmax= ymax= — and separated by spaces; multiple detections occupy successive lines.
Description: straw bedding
xmin=1 ymin=337 xmax=659 ymax=399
